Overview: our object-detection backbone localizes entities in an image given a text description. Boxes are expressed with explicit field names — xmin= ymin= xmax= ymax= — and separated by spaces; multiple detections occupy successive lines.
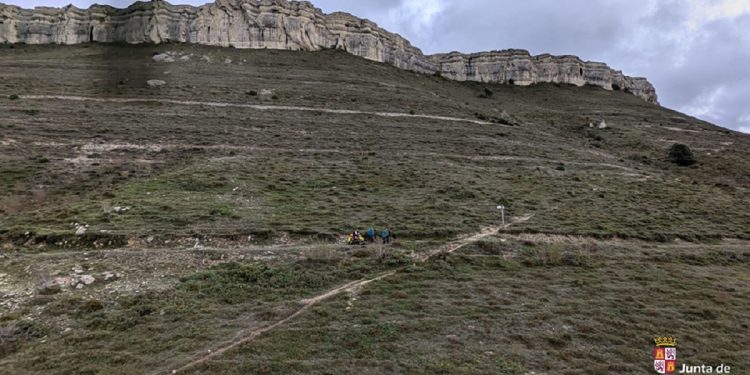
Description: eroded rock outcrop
xmin=430 ymin=51 xmax=658 ymax=103
xmin=0 ymin=0 xmax=658 ymax=103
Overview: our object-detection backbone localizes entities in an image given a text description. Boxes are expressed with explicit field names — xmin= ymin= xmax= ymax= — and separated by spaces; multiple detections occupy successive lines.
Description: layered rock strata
xmin=0 ymin=0 xmax=658 ymax=103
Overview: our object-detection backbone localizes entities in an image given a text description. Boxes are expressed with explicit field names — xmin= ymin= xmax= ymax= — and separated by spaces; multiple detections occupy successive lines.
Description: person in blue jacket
xmin=380 ymin=227 xmax=392 ymax=244
xmin=366 ymin=227 xmax=376 ymax=243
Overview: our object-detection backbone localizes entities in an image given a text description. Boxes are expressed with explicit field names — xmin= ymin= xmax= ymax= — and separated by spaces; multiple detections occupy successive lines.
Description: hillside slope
xmin=1 ymin=44 xmax=750 ymax=375
xmin=1 ymin=44 xmax=748 ymax=245
xmin=0 ymin=0 xmax=657 ymax=102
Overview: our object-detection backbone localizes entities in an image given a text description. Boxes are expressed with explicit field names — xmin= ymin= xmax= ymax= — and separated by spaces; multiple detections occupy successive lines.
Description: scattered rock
xmin=80 ymin=275 xmax=96 ymax=285
xmin=113 ymin=206 xmax=131 ymax=214
xmin=75 ymin=283 xmax=84 ymax=289
xmin=152 ymin=53 xmax=175 ymax=63
xmin=147 ymin=80 xmax=166 ymax=88
xmin=38 ymin=281 xmax=62 ymax=295
xmin=54 ymin=276 xmax=73 ymax=287
xmin=598 ymin=120 xmax=608 ymax=129
xmin=72 ymin=266 xmax=84 ymax=274
xmin=103 ymin=272 xmax=117 ymax=282
xmin=201 ymin=55 xmax=211 ymax=62
xmin=260 ymin=88 xmax=274 ymax=96
xmin=180 ymin=55 xmax=190 ymax=61
xmin=224 ymin=57 xmax=232 ymax=64
xmin=75 ymin=225 xmax=87 ymax=235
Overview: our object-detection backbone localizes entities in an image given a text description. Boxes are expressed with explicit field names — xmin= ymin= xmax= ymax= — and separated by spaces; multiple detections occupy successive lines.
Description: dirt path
xmin=18 ymin=95 xmax=495 ymax=126
xmin=162 ymin=271 xmax=396 ymax=375
xmin=162 ymin=217 xmax=530 ymax=374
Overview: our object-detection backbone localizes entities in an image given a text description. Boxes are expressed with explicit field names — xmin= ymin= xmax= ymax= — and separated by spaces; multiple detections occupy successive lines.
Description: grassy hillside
xmin=1 ymin=44 xmax=749 ymax=374
xmin=1 ymin=43 xmax=749 ymax=244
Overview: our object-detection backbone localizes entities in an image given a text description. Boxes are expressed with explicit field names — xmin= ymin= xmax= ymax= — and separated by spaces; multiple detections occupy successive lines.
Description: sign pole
xmin=497 ymin=205 xmax=505 ymax=226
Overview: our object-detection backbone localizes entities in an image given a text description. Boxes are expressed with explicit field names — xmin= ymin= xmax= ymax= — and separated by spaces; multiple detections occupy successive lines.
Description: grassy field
xmin=1 ymin=43 xmax=749 ymax=374
xmin=185 ymin=237 xmax=750 ymax=375
xmin=2 ymin=235 xmax=748 ymax=374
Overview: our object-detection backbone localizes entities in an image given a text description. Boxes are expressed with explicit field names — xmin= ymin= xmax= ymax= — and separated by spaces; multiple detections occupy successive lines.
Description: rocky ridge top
xmin=0 ymin=0 xmax=657 ymax=103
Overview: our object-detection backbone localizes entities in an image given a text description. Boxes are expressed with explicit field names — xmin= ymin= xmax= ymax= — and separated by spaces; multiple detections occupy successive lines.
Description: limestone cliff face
xmin=429 ymin=51 xmax=658 ymax=103
xmin=0 ymin=0 xmax=657 ymax=103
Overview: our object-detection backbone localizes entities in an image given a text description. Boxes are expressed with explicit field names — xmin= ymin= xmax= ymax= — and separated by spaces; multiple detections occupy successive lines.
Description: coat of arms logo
xmin=653 ymin=337 xmax=677 ymax=374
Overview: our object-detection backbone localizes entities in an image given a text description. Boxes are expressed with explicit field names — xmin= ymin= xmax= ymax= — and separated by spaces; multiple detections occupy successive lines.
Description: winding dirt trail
xmin=162 ymin=217 xmax=531 ymax=374
xmin=18 ymin=95 xmax=495 ymax=126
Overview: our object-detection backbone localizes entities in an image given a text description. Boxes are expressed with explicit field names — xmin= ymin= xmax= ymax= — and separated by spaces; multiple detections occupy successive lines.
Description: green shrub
xmin=352 ymin=249 xmax=370 ymax=258
xmin=479 ymin=87 xmax=494 ymax=98
xmin=476 ymin=240 xmax=504 ymax=255
xmin=246 ymin=90 xmax=257 ymax=96
xmin=8 ymin=94 xmax=19 ymax=100
xmin=0 ymin=320 xmax=49 ymax=354
xmin=668 ymin=143 xmax=696 ymax=166
xmin=519 ymin=243 xmax=593 ymax=268
xmin=209 ymin=205 xmax=233 ymax=216
xmin=178 ymin=262 xmax=337 ymax=304
xmin=79 ymin=299 xmax=105 ymax=313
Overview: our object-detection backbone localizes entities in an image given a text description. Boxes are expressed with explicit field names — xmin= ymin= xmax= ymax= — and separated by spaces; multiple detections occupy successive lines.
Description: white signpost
xmin=497 ymin=205 xmax=505 ymax=225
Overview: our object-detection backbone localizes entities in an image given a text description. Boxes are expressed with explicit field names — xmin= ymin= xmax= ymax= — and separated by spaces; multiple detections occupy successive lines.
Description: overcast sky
xmin=6 ymin=0 xmax=750 ymax=133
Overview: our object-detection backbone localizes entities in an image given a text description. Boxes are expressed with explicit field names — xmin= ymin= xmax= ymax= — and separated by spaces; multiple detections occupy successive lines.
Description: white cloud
xmin=383 ymin=0 xmax=446 ymax=50
xmin=687 ymin=0 xmax=750 ymax=28
xmin=388 ymin=0 xmax=444 ymax=31
xmin=679 ymin=87 xmax=726 ymax=120
xmin=738 ymin=114 xmax=750 ymax=133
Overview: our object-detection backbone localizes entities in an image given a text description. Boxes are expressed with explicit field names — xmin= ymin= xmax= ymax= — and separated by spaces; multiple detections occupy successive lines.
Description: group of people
xmin=347 ymin=227 xmax=394 ymax=245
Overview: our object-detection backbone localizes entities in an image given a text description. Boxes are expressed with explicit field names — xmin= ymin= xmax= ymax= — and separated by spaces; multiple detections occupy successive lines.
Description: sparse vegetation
xmin=8 ymin=93 xmax=19 ymax=100
xmin=0 ymin=44 xmax=749 ymax=374
xmin=479 ymin=86 xmax=494 ymax=98
xmin=181 ymin=237 xmax=750 ymax=374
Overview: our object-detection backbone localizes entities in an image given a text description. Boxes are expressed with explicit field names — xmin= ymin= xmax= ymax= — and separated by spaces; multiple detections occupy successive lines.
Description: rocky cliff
xmin=0 ymin=0 xmax=658 ymax=103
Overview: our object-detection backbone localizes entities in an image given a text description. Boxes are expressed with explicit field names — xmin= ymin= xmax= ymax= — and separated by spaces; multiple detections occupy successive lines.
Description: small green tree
xmin=668 ymin=143 xmax=696 ymax=166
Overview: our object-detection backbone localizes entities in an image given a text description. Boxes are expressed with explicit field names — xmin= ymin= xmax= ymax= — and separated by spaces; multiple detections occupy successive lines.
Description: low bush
xmin=667 ymin=143 xmax=697 ymax=166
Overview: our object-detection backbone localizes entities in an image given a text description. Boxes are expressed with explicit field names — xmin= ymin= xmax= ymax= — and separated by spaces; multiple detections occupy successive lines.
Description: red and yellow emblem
xmin=653 ymin=337 xmax=677 ymax=374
